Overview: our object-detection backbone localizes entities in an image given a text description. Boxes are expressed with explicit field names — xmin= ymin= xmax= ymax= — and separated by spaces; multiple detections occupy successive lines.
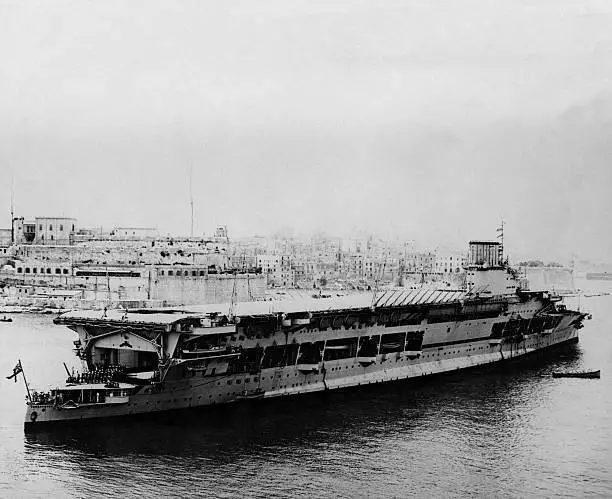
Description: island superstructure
xmin=24 ymin=241 xmax=588 ymax=428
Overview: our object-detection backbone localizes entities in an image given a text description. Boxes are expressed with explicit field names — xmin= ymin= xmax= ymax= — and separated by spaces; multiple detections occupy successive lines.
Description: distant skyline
xmin=2 ymin=0 xmax=611 ymax=263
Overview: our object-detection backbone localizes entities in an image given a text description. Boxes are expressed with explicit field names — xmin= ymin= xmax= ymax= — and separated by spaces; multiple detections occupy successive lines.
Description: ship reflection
xmin=24 ymin=343 xmax=581 ymax=462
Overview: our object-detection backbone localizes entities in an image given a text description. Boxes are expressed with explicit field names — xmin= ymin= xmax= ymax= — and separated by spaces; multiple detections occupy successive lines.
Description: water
xmin=1 ymin=280 xmax=611 ymax=498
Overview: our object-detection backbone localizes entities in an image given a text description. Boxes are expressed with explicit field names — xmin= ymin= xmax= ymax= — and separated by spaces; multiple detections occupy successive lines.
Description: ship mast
xmin=497 ymin=219 xmax=505 ymax=265
xmin=371 ymin=251 xmax=387 ymax=309
xmin=242 ymin=252 xmax=253 ymax=301
xmin=228 ymin=269 xmax=238 ymax=320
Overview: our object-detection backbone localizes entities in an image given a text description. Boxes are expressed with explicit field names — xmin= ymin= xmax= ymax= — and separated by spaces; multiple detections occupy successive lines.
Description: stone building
xmin=34 ymin=217 xmax=77 ymax=245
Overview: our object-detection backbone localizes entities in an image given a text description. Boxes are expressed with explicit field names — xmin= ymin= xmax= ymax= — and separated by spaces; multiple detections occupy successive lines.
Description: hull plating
xmin=25 ymin=320 xmax=579 ymax=428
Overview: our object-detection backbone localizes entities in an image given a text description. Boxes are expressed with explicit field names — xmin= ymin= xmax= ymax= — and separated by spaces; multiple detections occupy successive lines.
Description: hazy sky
xmin=1 ymin=0 xmax=611 ymax=261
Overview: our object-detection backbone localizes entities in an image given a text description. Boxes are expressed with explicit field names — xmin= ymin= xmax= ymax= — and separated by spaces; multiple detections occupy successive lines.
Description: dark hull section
xmin=24 ymin=324 xmax=581 ymax=431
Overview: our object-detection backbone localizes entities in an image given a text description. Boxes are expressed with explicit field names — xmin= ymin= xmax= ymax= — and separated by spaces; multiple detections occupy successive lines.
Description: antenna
xmin=189 ymin=165 xmax=194 ymax=238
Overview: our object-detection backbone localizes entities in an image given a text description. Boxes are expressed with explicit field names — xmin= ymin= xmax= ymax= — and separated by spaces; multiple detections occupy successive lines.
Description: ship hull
xmin=24 ymin=318 xmax=580 ymax=430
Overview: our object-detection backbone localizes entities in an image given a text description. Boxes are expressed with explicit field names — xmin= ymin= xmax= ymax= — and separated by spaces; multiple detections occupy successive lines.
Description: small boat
xmin=552 ymin=370 xmax=600 ymax=379
xmin=0 ymin=317 xmax=13 ymax=323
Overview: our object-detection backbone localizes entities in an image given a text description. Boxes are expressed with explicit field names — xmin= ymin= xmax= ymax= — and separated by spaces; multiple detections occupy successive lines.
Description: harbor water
xmin=1 ymin=280 xmax=611 ymax=498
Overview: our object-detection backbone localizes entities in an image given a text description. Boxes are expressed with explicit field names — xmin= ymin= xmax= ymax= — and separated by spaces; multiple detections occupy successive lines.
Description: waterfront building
xmin=34 ymin=217 xmax=77 ymax=245
xmin=256 ymin=254 xmax=295 ymax=287
xmin=434 ymin=251 xmax=468 ymax=275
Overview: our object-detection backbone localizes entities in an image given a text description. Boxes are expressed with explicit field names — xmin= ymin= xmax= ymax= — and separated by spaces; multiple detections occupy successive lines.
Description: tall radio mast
xmin=189 ymin=165 xmax=194 ymax=238
xmin=10 ymin=176 xmax=14 ymax=244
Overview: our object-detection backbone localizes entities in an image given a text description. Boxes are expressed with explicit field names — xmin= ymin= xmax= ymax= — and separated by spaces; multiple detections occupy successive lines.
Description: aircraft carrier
xmin=23 ymin=241 xmax=588 ymax=428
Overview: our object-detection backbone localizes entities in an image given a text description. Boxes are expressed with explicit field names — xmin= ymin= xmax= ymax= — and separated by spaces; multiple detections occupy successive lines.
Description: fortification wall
xmin=523 ymin=267 xmax=575 ymax=293
xmin=150 ymin=274 xmax=266 ymax=305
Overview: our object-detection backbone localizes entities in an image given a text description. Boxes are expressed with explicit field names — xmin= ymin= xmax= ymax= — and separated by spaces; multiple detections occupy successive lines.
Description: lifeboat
xmin=399 ymin=312 xmax=412 ymax=322
xmin=297 ymin=363 xmax=320 ymax=373
xmin=366 ymin=315 xmax=378 ymax=326
xmin=357 ymin=356 xmax=377 ymax=366
xmin=381 ymin=341 xmax=402 ymax=350
xmin=324 ymin=344 xmax=350 ymax=350
xmin=292 ymin=313 xmax=312 ymax=326
xmin=378 ymin=313 xmax=390 ymax=325
xmin=343 ymin=315 xmax=358 ymax=328
xmin=332 ymin=316 xmax=344 ymax=329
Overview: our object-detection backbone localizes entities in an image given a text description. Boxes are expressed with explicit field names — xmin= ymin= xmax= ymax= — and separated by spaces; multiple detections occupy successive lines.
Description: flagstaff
xmin=6 ymin=360 xmax=32 ymax=403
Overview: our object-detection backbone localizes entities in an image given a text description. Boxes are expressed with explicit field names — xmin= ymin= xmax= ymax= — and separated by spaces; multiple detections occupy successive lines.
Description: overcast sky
xmin=1 ymin=0 xmax=611 ymax=261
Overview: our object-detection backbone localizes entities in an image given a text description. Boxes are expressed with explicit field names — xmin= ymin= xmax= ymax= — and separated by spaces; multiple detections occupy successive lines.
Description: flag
xmin=6 ymin=361 xmax=22 ymax=383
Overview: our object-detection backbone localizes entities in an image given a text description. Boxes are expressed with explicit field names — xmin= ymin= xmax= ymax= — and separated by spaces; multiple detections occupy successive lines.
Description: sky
xmin=1 ymin=0 xmax=611 ymax=262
